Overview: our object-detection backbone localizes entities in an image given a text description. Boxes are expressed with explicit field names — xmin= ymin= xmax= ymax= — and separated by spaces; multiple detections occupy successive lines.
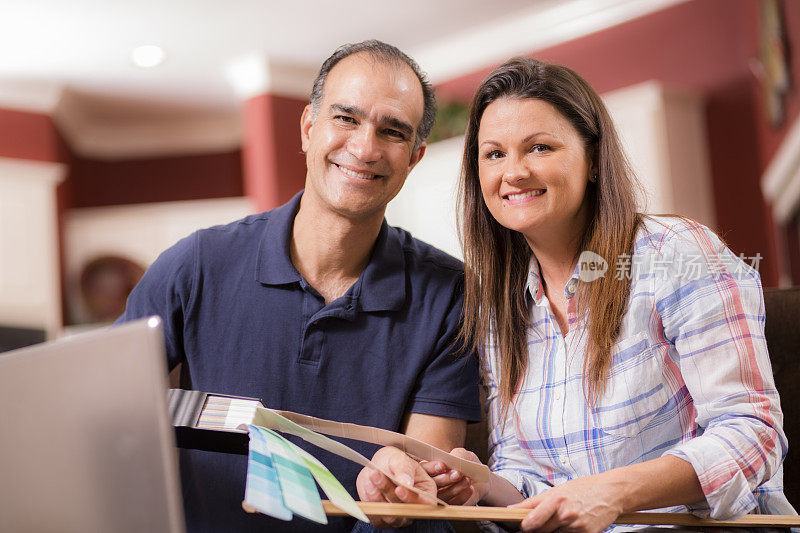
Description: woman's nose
xmin=502 ymin=157 xmax=531 ymax=183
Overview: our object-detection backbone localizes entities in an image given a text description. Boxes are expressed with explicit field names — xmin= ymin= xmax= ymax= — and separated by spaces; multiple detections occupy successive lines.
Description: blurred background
xmin=0 ymin=0 xmax=798 ymax=348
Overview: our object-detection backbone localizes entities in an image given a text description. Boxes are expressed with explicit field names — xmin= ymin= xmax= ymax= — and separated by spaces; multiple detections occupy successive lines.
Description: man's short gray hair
xmin=309 ymin=40 xmax=436 ymax=152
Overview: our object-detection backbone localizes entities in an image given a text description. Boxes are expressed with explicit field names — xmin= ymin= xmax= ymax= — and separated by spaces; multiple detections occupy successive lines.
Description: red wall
xmin=242 ymin=93 xmax=308 ymax=212
xmin=0 ymin=108 xmax=67 ymax=163
xmin=67 ymin=150 xmax=243 ymax=208
xmin=437 ymin=0 xmax=792 ymax=286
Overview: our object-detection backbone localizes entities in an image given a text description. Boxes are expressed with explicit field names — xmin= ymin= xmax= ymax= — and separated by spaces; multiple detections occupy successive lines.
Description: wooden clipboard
xmin=321 ymin=500 xmax=800 ymax=527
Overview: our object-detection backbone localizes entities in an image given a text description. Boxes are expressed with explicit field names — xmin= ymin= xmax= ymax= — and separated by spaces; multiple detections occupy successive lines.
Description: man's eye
xmin=384 ymin=129 xmax=406 ymax=140
xmin=334 ymin=115 xmax=356 ymax=124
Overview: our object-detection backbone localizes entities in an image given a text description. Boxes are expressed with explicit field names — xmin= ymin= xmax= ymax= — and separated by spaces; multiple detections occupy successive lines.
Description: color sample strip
xmin=244 ymin=427 xmax=292 ymax=521
xmin=283 ymin=437 xmax=370 ymax=523
xmin=276 ymin=409 xmax=489 ymax=482
xmin=198 ymin=395 xmax=260 ymax=430
xmin=252 ymin=407 xmax=444 ymax=506
xmin=256 ymin=427 xmax=327 ymax=524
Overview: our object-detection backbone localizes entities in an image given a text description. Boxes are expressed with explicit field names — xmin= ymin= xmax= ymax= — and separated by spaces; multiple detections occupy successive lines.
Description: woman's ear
xmin=588 ymin=146 xmax=599 ymax=182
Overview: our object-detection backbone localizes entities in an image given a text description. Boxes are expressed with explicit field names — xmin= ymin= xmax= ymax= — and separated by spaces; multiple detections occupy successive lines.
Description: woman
xmin=434 ymin=57 xmax=794 ymax=532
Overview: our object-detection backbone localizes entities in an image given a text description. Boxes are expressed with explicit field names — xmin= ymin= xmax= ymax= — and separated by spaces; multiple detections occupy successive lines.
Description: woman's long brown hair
xmin=457 ymin=57 xmax=643 ymax=414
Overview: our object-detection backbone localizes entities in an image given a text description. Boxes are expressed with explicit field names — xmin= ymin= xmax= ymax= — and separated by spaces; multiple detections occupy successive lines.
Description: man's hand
xmin=356 ymin=446 xmax=437 ymax=529
xmin=509 ymin=475 xmax=623 ymax=533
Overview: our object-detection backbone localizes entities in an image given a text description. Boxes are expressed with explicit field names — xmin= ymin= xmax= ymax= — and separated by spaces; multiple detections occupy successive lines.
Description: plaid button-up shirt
xmin=486 ymin=216 xmax=795 ymax=521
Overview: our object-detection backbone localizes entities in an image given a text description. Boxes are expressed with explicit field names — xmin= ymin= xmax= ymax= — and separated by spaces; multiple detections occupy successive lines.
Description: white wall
xmin=64 ymin=197 xmax=254 ymax=324
xmin=385 ymin=80 xmax=716 ymax=260
xmin=385 ymin=136 xmax=465 ymax=259
xmin=603 ymin=81 xmax=715 ymax=227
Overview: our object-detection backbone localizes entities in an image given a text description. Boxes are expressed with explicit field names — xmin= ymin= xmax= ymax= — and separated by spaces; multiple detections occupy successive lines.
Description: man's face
xmin=300 ymin=53 xmax=426 ymax=221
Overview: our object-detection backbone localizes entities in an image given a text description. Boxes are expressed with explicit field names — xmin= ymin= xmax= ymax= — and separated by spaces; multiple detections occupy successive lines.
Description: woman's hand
xmin=510 ymin=474 xmax=624 ymax=533
xmin=510 ymin=456 xmax=702 ymax=532
xmin=420 ymin=447 xmax=487 ymax=506
xmin=356 ymin=446 xmax=437 ymax=529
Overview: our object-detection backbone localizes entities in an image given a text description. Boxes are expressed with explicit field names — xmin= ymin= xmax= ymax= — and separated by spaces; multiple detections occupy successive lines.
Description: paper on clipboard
xmin=251 ymin=408 xmax=447 ymax=506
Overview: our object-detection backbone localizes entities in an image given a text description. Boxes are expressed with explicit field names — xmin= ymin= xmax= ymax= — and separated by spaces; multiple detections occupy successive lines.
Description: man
xmin=117 ymin=40 xmax=480 ymax=532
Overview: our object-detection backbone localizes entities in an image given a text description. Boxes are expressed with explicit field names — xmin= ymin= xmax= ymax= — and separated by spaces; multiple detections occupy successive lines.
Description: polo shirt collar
xmin=255 ymin=191 xmax=406 ymax=312
xmin=255 ymin=191 xmax=303 ymax=285
xmin=358 ymin=220 xmax=406 ymax=312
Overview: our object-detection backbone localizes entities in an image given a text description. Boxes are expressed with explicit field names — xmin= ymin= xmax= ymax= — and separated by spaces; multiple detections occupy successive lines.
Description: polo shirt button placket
xmin=300 ymin=316 xmax=325 ymax=365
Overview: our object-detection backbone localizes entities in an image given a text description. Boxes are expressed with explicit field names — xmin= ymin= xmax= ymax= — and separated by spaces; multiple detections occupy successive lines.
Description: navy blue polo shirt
xmin=118 ymin=192 xmax=481 ymax=532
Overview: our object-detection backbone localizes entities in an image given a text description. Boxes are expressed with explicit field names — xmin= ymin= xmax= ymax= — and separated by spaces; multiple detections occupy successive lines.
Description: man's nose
xmin=347 ymin=126 xmax=381 ymax=163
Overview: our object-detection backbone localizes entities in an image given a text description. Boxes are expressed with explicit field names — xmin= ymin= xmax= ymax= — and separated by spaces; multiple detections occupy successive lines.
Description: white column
xmin=0 ymin=157 xmax=66 ymax=338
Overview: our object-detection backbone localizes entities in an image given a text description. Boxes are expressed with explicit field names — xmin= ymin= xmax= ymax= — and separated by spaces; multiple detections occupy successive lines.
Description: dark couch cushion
xmin=764 ymin=287 xmax=800 ymax=508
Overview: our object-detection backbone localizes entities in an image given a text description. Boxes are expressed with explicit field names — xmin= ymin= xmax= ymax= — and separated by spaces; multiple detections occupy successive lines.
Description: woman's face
xmin=477 ymin=97 xmax=593 ymax=244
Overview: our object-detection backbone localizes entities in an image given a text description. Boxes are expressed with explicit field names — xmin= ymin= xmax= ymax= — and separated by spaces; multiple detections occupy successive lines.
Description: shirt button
xmin=560 ymin=456 xmax=568 ymax=465
xmin=554 ymin=391 xmax=561 ymax=401
xmin=566 ymin=279 xmax=577 ymax=296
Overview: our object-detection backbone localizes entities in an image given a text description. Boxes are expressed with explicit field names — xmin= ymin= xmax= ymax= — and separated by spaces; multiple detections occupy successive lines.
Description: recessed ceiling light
xmin=131 ymin=45 xmax=166 ymax=68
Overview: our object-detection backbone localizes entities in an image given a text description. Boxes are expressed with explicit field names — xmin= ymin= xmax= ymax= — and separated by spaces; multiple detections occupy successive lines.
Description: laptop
xmin=0 ymin=317 xmax=185 ymax=533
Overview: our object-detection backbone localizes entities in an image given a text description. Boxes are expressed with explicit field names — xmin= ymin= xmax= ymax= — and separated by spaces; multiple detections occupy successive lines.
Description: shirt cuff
xmin=664 ymin=437 xmax=758 ymax=520
xmin=490 ymin=468 xmax=552 ymax=498
xmin=492 ymin=469 xmax=524 ymax=493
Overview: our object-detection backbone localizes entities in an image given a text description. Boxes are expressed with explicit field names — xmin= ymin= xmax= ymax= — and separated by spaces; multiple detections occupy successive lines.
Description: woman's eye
xmin=531 ymin=144 xmax=551 ymax=153
xmin=485 ymin=150 xmax=504 ymax=160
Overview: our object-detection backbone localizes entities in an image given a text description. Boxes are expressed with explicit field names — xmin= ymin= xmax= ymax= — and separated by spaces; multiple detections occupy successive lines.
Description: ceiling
xmin=0 ymin=0 xmax=690 ymax=109
xmin=0 ymin=0 xmax=686 ymax=157
xmin=1 ymin=0 xmax=545 ymax=110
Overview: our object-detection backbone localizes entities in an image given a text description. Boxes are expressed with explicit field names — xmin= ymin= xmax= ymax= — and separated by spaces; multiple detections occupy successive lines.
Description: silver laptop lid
xmin=0 ymin=317 xmax=185 ymax=533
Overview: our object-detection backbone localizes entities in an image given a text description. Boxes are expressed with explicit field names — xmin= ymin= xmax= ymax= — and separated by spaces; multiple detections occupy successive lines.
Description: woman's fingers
xmin=520 ymin=497 xmax=559 ymax=532
xmin=438 ymin=479 xmax=474 ymax=504
xmin=420 ymin=460 xmax=446 ymax=477
xmin=509 ymin=493 xmax=541 ymax=509
xmin=513 ymin=476 xmax=623 ymax=533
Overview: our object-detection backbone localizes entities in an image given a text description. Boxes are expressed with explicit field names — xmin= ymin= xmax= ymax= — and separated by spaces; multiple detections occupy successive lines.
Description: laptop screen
xmin=0 ymin=317 xmax=185 ymax=533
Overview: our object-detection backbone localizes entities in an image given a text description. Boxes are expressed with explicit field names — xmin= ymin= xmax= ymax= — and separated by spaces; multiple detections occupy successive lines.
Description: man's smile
xmin=333 ymin=162 xmax=382 ymax=181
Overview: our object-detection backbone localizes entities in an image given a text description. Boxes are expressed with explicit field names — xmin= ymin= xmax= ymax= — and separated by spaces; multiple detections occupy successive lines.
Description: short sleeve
xmin=405 ymin=285 xmax=482 ymax=423
xmin=115 ymin=233 xmax=198 ymax=370
xmin=654 ymin=221 xmax=786 ymax=519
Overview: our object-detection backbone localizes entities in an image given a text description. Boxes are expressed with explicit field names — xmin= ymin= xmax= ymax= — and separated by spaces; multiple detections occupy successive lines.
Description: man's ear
xmin=300 ymin=105 xmax=314 ymax=152
xmin=407 ymin=142 xmax=427 ymax=173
